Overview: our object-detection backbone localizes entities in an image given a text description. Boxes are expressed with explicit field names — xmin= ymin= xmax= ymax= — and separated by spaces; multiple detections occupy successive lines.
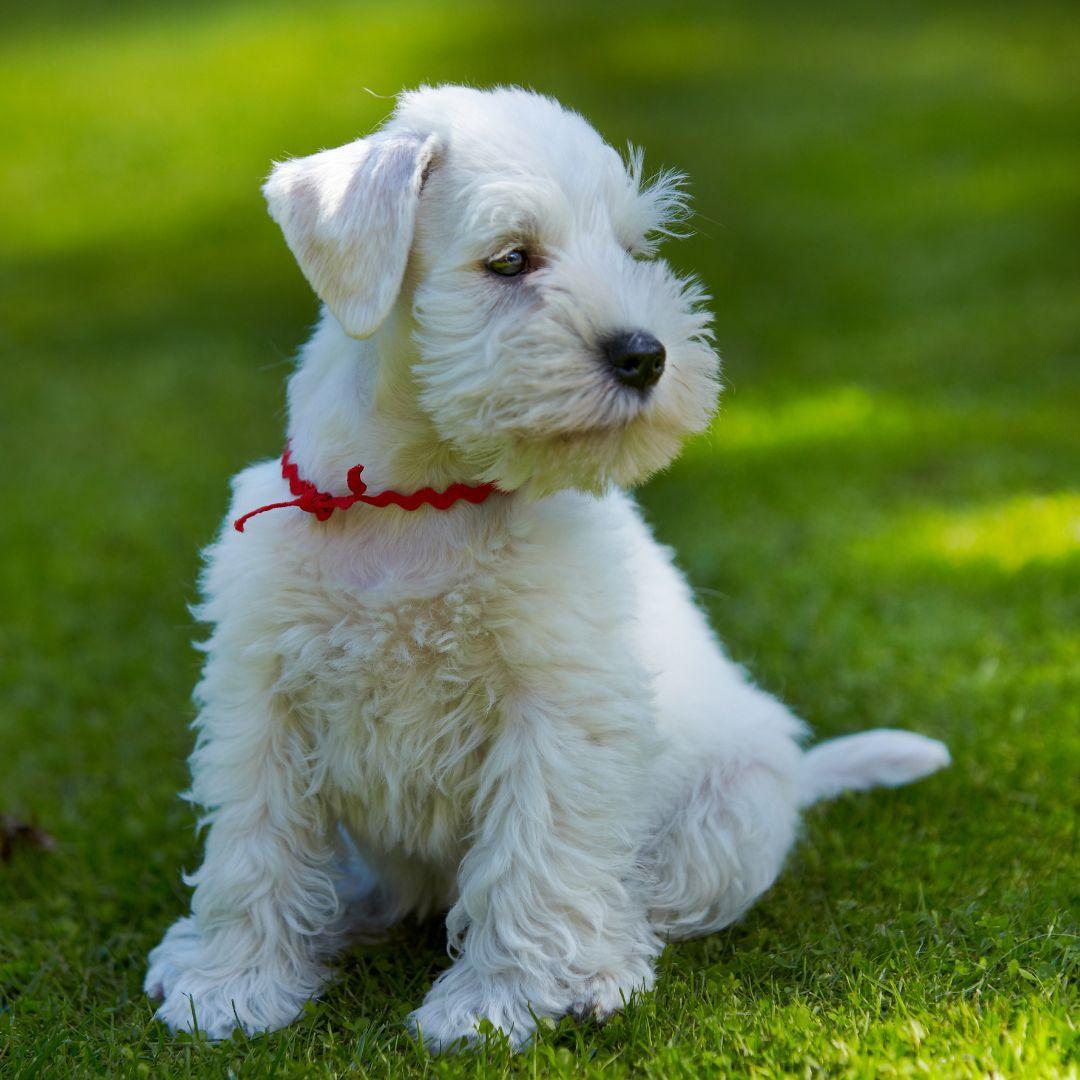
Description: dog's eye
xmin=487 ymin=249 xmax=529 ymax=277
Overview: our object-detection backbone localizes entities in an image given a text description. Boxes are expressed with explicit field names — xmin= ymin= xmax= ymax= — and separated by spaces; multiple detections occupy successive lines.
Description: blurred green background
xmin=1 ymin=1 xmax=1077 ymax=1076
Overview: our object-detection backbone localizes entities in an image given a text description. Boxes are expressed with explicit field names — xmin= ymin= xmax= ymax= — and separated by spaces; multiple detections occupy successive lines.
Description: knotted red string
xmin=234 ymin=446 xmax=496 ymax=533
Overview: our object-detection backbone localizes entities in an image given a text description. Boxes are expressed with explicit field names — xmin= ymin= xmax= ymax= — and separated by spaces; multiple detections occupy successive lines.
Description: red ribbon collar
xmin=234 ymin=447 xmax=496 ymax=533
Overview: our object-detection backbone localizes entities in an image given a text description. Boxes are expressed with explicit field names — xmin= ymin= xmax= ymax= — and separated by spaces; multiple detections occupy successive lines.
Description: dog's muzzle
xmin=604 ymin=331 xmax=666 ymax=392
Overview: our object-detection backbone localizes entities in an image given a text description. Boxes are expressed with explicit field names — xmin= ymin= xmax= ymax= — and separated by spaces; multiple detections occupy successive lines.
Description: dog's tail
xmin=797 ymin=729 xmax=950 ymax=808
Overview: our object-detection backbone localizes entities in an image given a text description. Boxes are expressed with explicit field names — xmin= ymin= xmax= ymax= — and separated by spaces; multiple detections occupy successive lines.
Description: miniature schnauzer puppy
xmin=145 ymin=85 xmax=949 ymax=1051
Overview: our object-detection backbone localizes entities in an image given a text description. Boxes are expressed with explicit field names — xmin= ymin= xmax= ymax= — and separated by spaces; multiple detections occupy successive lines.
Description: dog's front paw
xmin=154 ymin=970 xmax=315 ymax=1040
xmin=144 ymin=915 xmax=203 ymax=1002
xmin=407 ymin=959 xmax=562 ymax=1054
xmin=569 ymin=957 xmax=655 ymax=1023
xmin=146 ymin=915 xmax=319 ymax=1039
xmin=155 ymin=980 xmax=265 ymax=1039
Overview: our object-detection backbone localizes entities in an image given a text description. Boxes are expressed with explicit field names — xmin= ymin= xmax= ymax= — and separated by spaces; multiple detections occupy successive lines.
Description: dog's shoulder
xmin=228 ymin=456 xmax=290 ymax=519
xmin=192 ymin=457 xmax=309 ymax=621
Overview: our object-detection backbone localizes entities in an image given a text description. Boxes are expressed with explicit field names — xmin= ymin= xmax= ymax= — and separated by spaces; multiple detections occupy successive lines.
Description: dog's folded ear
xmin=263 ymin=131 xmax=441 ymax=339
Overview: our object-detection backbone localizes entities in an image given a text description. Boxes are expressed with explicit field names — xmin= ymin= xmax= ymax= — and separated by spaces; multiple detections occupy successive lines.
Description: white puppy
xmin=145 ymin=85 xmax=949 ymax=1051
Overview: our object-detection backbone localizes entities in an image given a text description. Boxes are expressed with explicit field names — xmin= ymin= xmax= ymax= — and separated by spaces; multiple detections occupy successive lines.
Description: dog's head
xmin=265 ymin=85 xmax=720 ymax=495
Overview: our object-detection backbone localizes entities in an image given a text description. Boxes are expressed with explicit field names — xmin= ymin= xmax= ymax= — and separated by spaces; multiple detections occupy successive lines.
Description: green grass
xmin=2 ymin=1 xmax=1078 ymax=1075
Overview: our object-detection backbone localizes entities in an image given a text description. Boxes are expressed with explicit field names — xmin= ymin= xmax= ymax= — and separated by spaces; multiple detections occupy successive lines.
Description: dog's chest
xmin=260 ymin=490 xmax=642 ymax=862
xmin=277 ymin=577 xmax=503 ymax=860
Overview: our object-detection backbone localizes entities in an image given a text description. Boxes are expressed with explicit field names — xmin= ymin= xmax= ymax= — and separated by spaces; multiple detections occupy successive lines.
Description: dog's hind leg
xmin=643 ymin=681 xmax=807 ymax=942
xmin=645 ymin=716 xmax=951 ymax=941
xmin=625 ymin=524 xmax=808 ymax=940
xmin=626 ymin=514 xmax=948 ymax=941
xmin=641 ymin=655 xmax=950 ymax=942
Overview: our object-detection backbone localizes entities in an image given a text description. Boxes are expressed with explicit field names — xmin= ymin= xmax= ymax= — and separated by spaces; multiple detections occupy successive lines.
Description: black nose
xmin=604 ymin=331 xmax=666 ymax=391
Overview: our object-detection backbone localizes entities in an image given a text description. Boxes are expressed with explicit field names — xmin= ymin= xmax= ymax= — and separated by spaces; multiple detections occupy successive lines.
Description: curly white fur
xmin=145 ymin=85 xmax=950 ymax=1052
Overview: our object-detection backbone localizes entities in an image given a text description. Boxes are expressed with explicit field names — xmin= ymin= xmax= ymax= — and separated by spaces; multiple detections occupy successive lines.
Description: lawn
xmin=1 ymin=1 xmax=1078 ymax=1076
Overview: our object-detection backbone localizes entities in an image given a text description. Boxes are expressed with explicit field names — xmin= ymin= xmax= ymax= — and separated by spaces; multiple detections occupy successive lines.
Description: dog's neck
xmin=285 ymin=305 xmax=478 ymax=498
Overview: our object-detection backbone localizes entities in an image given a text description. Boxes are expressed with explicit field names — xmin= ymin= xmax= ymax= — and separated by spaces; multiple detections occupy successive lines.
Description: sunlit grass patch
xmin=702 ymin=384 xmax=917 ymax=453
xmin=853 ymin=492 xmax=1080 ymax=573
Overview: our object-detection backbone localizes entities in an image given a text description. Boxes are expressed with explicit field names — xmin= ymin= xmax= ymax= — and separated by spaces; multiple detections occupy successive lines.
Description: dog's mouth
xmin=503 ymin=385 xmax=653 ymax=441
xmin=583 ymin=396 xmax=653 ymax=434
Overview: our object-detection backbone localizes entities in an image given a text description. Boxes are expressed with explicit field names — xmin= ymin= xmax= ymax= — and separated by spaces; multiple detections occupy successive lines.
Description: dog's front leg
xmin=407 ymin=690 xmax=660 ymax=1052
xmin=145 ymin=644 xmax=339 ymax=1039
